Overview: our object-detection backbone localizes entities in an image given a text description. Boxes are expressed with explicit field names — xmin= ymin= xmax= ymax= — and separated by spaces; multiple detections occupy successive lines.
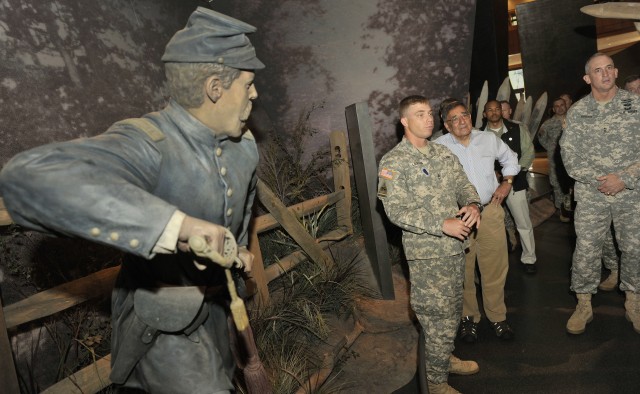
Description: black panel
xmin=493 ymin=0 xmax=510 ymax=81
xmin=470 ymin=0 xmax=509 ymax=118
xmin=517 ymin=0 xmax=596 ymax=104
xmin=345 ymin=102 xmax=395 ymax=300
xmin=612 ymin=42 xmax=640 ymax=84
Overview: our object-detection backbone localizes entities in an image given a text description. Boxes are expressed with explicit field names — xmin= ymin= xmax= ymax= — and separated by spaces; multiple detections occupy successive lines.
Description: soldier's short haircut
xmin=165 ymin=62 xmax=241 ymax=109
xmin=584 ymin=52 xmax=613 ymax=74
xmin=399 ymin=95 xmax=429 ymax=118
xmin=499 ymin=100 xmax=510 ymax=107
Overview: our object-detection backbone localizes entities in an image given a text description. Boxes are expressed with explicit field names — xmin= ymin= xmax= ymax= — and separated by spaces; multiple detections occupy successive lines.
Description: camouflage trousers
xmin=548 ymin=158 xmax=565 ymax=209
xmin=548 ymin=146 xmax=575 ymax=209
xmin=408 ymin=253 xmax=465 ymax=384
xmin=572 ymin=198 xmax=640 ymax=293
xmin=602 ymin=225 xmax=620 ymax=271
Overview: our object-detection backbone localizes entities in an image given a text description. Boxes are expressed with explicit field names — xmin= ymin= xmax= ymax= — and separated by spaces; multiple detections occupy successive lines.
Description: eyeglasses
xmin=447 ymin=112 xmax=471 ymax=125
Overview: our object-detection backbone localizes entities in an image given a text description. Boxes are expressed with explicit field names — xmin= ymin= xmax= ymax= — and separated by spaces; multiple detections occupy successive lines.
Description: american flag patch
xmin=379 ymin=168 xmax=394 ymax=180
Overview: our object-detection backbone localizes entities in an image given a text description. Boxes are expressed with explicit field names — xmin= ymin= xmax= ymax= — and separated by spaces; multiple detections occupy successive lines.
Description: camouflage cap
xmin=161 ymin=7 xmax=265 ymax=70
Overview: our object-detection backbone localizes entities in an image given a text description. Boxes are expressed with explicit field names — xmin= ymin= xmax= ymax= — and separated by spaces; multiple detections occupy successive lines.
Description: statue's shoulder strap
xmin=112 ymin=117 xmax=165 ymax=142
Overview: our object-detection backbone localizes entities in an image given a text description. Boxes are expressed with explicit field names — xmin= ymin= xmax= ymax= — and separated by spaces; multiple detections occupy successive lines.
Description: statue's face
xmin=216 ymin=71 xmax=258 ymax=138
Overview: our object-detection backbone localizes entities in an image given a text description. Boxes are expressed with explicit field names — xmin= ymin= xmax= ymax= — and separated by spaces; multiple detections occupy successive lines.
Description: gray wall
xmin=218 ymin=0 xmax=477 ymax=156
xmin=0 ymin=0 xmax=477 ymax=165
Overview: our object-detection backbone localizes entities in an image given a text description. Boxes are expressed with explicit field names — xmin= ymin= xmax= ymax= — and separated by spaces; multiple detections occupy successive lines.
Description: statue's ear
xmin=205 ymin=76 xmax=223 ymax=103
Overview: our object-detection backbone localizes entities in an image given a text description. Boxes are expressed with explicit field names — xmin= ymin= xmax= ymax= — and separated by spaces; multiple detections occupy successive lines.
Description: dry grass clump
xmin=247 ymin=249 xmax=372 ymax=393
xmin=258 ymin=103 xmax=331 ymax=208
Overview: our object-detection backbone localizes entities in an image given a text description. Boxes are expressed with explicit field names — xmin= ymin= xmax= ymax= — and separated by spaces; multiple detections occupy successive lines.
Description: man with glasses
xmin=436 ymin=99 xmax=520 ymax=343
xmin=378 ymin=95 xmax=482 ymax=394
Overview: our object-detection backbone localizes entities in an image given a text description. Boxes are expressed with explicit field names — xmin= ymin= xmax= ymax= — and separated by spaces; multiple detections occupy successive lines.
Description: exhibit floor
xmin=334 ymin=202 xmax=640 ymax=394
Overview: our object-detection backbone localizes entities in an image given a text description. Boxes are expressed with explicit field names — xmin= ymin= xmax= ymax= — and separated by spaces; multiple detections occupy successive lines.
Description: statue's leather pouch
xmin=134 ymin=286 xmax=207 ymax=334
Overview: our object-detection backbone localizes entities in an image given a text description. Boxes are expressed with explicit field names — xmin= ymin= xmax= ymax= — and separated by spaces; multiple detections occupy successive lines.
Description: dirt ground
xmin=328 ymin=264 xmax=419 ymax=393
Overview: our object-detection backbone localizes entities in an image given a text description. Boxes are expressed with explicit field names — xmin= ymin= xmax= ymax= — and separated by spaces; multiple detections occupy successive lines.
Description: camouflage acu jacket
xmin=377 ymin=138 xmax=480 ymax=259
xmin=538 ymin=116 xmax=564 ymax=153
xmin=560 ymin=88 xmax=640 ymax=201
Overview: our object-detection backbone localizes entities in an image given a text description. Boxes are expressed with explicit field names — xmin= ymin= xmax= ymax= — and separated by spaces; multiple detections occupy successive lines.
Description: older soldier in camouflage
xmin=557 ymin=95 xmax=620 ymax=290
xmin=378 ymin=95 xmax=482 ymax=394
xmin=600 ymin=74 xmax=640 ymax=290
xmin=560 ymin=52 xmax=640 ymax=335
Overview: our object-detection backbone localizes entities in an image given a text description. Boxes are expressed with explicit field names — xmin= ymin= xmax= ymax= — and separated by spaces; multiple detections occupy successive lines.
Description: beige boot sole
xmin=566 ymin=315 xmax=593 ymax=335
xmin=598 ymin=274 xmax=618 ymax=292
xmin=625 ymin=312 xmax=640 ymax=334
xmin=449 ymin=364 xmax=479 ymax=376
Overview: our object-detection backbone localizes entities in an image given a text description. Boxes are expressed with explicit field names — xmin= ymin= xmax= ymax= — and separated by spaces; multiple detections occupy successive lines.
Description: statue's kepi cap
xmin=162 ymin=7 xmax=265 ymax=70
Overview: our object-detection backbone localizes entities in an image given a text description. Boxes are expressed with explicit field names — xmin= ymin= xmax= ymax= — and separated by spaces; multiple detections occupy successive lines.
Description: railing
xmin=0 ymin=130 xmax=353 ymax=394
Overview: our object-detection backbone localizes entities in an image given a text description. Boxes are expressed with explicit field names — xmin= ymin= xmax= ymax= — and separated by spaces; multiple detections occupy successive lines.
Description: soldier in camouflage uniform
xmin=558 ymin=94 xmax=620 ymax=291
xmin=601 ymin=76 xmax=640 ymax=290
xmin=378 ymin=95 xmax=482 ymax=394
xmin=598 ymin=228 xmax=620 ymax=291
xmin=538 ymin=98 xmax=568 ymax=212
xmin=625 ymin=74 xmax=640 ymax=95
xmin=560 ymin=53 xmax=640 ymax=335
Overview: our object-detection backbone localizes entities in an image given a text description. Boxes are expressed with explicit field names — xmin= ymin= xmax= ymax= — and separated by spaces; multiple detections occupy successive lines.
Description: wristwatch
xmin=502 ymin=178 xmax=513 ymax=184
xmin=470 ymin=201 xmax=483 ymax=213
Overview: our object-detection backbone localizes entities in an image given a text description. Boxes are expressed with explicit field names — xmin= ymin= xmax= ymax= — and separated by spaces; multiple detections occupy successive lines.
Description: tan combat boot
xmin=598 ymin=270 xmax=619 ymax=292
xmin=566 ymin=293 xmax=593 ymax=334
xmin=427 ymin=382 xmax=461 ymax=394
xmin=624 ymin=291 xmax=640 ymax=334
xmin=449 ymin=354 xmax=479 ymax=375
